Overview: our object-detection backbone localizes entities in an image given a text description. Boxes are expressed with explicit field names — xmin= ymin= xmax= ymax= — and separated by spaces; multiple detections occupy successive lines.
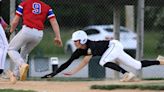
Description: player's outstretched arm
xmin=49 ymin=18 xmax=63 ymax=47
xmin=41 ymin=58 xmax=74 ymax=78
xmin=41 ymin=49 xmax=85 ymax=79
xmin=10 ymin=15 xmax=20 ymax=33
xmin=63 ymin=55 xmax=92 ymax=76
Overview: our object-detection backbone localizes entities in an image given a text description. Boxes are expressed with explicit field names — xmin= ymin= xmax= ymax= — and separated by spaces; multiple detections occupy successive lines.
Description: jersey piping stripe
xmin=16 ymin=11 xmax=22 ymax=16
xmin=48 ymin=9 xmax=55 ymax=18
xmin=103 ymin=43 xmax=115 ymax=63
xmin=48 ymin=14 xmax=55 ymax=19
xmin=16 ymin=5 xmax=23 ymax=15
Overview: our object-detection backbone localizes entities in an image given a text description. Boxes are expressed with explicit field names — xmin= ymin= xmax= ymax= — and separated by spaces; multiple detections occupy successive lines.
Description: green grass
xmin=0 ymin=89 xmax=35 ymax=92
xmin=91 ymin=82 xmax=164 ymax=90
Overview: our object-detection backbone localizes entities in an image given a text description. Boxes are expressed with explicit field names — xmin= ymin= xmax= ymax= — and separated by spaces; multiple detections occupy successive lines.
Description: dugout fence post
xmin=9 ymin=0 xmax=16 ymax=71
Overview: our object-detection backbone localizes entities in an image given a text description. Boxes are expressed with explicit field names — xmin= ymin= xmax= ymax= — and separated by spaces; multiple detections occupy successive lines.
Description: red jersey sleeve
xmin=16 ymin=2 xmax=25 ymax=16
xmin=47 ymin=8 xmax=56 ymax=19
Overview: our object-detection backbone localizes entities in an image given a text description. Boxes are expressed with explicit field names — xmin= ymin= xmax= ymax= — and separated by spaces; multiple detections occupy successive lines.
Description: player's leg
xmin=20 ymin=41 xmax=41 ymax=63
xmin=8 ymin=28 xmax=29 ymax=82
xmin=0 ymin=24 xmax=17 ymax=84
xmin=117 ymin=50 xmax=142 ymax=70
xmin=99 ymin=40 xmax=136 ymax=82
xmin=8 ymin=29 xmax=27 ymax=66
xmin=116 ymin=52 xmax=141 ymax=81
xmin=0 ymin=69 xmax=3 ymax=74
xmin=0 ymin=47 xmax=7 ymax=74
xmin=100 ymin=40 xmax=127 ymax=74
xmin=19 ymin=36 xmax=42 ymax=80
xmin=0 ymin=24 xmax=8 ymax=74
xmin=6 ymin=70 xmax=17 ymax=84
xmin=19 ymin=26 xmax=43 ymax=80
xmin=0 ymin=47 xmax=6 ymax=75
xmin=136 ymin=55 xmax=164 ymax=68
xmin=99 ymin=40 xmax=121 ymax=66
xmin=140 ymin=60 xmax=160 ymax=67
xmin=103 ymin=62 xmax=127 ymax=74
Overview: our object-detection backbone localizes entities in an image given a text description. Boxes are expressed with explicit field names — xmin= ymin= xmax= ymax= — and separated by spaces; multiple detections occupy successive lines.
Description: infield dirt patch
xmin=0 ymin=79 xmax=164 ymax=92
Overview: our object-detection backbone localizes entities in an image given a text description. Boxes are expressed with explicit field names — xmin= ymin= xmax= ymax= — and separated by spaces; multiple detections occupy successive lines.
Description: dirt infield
xmin=0 ymin=79 xmax=164 ymax=92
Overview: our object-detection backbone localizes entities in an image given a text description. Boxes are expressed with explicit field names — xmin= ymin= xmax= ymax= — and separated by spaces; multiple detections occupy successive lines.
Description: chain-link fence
xmin=1 ymin=0 xmax=164 ymax=79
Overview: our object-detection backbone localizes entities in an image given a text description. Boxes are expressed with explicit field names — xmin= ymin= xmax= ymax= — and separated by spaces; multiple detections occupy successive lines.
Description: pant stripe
xmin=101 ymin=43 xmax=116 ymax=64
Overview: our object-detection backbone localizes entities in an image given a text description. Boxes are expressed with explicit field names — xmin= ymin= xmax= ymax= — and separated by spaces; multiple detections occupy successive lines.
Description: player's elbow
xmin=11 ymin=21 xmax=18 ymax=28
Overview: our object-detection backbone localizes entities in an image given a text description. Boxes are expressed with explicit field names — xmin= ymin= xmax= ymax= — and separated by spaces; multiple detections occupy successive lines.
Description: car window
xmin=120 ymin=29 xmax=128 ymax=32
xmin=105 ymin=28 xmax=128 ymax=32
xmin=105 ymin=28 xmax=113 ymax=32
xmin=83 ymin=29 xmax=100 ymax=35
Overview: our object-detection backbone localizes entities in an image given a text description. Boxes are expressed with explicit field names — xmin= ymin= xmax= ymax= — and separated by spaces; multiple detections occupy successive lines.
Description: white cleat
xmin=156 ymin=55 xmax=164 ymax=65
xmin=120 ymin=72 xmax=136 ymax=82
xmin=19 ymin=64 xmax=29 ymax=81
xmin=7 ymin=70 xmax=17 ymax=84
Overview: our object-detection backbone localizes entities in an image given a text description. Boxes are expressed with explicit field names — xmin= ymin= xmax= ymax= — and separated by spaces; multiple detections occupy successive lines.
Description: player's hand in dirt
xmin=54 ymin=37 xmax=63 ymax=47
xmin=41 ymin=72 xmax=56 ymax=79
xmin=63 ymin=72 xmax=74 ymax=76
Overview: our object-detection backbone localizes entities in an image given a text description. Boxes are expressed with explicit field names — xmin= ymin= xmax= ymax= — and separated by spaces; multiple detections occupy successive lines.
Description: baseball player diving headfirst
xmin=42 ymin=30 xmax=164 ymax=82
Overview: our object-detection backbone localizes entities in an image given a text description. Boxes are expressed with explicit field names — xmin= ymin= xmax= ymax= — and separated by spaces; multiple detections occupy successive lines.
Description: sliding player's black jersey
xmin=54 ymin=40 xmax=110 ymax=75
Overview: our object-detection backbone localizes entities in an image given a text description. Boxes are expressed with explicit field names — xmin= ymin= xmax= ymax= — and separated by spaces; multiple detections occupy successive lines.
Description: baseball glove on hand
xmin=41 ymin=72 xmax=56 ymax=79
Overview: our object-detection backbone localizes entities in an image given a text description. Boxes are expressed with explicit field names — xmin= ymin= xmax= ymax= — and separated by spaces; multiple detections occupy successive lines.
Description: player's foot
xmin=19 ymin=64 xmax=29 ymax=81
xmin=156 ymin=55 xmax=164 ymax=65
xmin=120 ymin=72 xmax=129 ymax=82
xmin=120 ymin=72 xmax=135 ymax=82
xmin=7 ymin=70 xmax=17 ymax=84
xmin=0 ymin=72 xmax=11 ymax=82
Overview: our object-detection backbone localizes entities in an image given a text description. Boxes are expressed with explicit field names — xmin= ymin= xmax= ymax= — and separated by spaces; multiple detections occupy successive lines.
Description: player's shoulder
xmin=19 ymin=0 xmax=26 ymax=6
xmin=39 ymin=0 xmax=51 ymax=8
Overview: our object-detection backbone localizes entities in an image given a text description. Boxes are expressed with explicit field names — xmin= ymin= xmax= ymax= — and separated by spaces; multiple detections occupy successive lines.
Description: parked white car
xmin=65 ymin=25 xmax=137 ymax=57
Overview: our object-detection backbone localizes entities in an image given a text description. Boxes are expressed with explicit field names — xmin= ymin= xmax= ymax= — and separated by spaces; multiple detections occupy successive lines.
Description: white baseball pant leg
xmin=99 ymin=40 xmax=141 ymax=70
xmin=0 ymin=24 xmax=8 ymax=70
xmin=8 ymin=25 xmax=43 ymax=76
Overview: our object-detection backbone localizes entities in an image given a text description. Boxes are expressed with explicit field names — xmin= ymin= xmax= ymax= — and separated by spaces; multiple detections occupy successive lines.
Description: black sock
xmin=0 ymin=69 xmax=3 ymax=74
xmin=141 ymin=60 xmax=160 ymax=67
xmin=103 ymin=62 xmax=127 ymax=74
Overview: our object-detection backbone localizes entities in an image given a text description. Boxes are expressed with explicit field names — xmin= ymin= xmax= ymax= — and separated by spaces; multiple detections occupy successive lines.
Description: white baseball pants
xmin=8 ymin=25 xmax=43 ymax=76
xmin=0 ymin=24 xmax=8 ymax=69
xmin=99 ymin=40 xmax=141 ymax=70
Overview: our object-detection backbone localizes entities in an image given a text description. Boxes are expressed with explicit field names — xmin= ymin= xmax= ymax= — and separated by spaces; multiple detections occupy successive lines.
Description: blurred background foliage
xmin=1 ymin=0 xmax=164 ymax=58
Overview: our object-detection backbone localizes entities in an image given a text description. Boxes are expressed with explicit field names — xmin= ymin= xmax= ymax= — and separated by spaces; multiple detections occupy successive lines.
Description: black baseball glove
xmin=41 ymin=72 xmax=56 ymax=79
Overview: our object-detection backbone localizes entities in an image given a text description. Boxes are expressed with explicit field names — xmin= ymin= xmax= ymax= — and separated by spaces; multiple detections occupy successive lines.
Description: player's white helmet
xmin=72 ymin=30 xmax=88 ymax=44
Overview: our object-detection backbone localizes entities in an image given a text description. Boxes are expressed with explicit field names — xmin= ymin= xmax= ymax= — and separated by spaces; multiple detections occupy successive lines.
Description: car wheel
xmin=66 ymin=45 xmax=73 ymax=54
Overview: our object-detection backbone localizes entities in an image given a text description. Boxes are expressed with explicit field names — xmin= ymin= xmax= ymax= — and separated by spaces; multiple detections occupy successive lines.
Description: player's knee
xmin=133 ymin=65 xmax=141 ymax=70
xmin=0 ymin=69 xmax=4 ymax=74
xmin=99 ymin=61 xmax=105 ymax=66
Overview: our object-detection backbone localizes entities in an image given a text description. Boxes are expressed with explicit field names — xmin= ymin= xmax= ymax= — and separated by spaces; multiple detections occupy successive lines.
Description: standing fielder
xmin=0 ymin=0 xmax=9 ymax=75
xmin=42 ymin=30 xmax=164 ymax=82
xmin=8 ymin=0 xmax=63 ymax=84
xmin=0 ymin=17 xmax=9 ymax=75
